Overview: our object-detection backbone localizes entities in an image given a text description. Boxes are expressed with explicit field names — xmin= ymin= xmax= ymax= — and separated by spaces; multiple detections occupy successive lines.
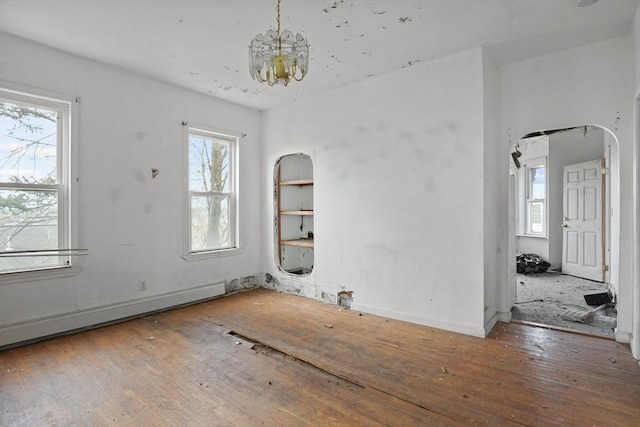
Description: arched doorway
xmin=507 ymin=125 xmax=620 ymax=338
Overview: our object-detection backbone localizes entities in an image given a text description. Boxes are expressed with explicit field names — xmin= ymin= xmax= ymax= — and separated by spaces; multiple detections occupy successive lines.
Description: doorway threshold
xmin=511 ymin=319 xmax=614 ymax=340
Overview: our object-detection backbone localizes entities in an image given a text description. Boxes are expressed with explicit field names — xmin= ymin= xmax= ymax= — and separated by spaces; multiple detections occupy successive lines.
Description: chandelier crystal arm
xmin=248 ymin=0 xmax=309 ymax=86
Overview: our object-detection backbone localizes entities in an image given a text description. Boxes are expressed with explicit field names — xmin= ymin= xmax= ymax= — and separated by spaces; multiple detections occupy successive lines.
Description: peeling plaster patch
xmin=226 ymin=275 xmax=260 ymax=294
xmin=399 ymin=16 xmax=412 ymax=24
xmin=319 ymin=291 xmax=335 ymax=304
xmin=401 ymin=60 xmax=421 ymax=69
xmin=337 ymin=290 xmax=353 ymax=309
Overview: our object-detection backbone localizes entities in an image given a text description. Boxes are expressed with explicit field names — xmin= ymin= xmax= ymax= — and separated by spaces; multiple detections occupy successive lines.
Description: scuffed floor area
xmin=511 ymin=272 xmax=616 ymax=338
xmin=2 ymin=289 xmax=638 ymax=426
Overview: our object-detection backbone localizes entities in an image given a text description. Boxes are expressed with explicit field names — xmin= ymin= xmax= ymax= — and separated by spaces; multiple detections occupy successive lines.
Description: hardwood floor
xmin=1 ymin=288 xmax=638 ymax=426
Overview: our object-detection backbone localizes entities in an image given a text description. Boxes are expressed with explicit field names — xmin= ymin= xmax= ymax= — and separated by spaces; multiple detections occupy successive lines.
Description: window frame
xmin=0 ymin=82 xmax=80 ymax=280
xmin=182 ymin=124 xmax=241 ymax=261
xmin=519 ymin=157 xmax=547 ymax=237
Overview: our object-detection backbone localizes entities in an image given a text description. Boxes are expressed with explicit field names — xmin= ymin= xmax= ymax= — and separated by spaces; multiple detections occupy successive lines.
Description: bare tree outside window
xmin=188 ymin=131 xmax=235 ymax=252
xmin=0 ymin=99 xmax=61 ymax=272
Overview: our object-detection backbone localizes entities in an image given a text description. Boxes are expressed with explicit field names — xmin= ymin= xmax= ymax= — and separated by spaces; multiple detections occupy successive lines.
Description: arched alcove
xmin=274 ymin=153 xmax=314 ymax=276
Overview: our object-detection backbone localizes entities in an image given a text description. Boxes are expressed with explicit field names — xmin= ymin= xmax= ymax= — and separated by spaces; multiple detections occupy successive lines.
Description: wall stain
xmin=423 ymin=177 xmax=436 ymax=193
xmin=226 ymin=276 xmax=261 ymax=294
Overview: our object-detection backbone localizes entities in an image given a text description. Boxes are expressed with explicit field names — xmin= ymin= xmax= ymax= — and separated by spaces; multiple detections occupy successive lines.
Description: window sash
xmin=0 ymin=88 xmax=73 ymax=273
xmin=184 ymin=125 xmax=239 ymax=256
xmin=526 ymin=199 xmax=545 ymax=235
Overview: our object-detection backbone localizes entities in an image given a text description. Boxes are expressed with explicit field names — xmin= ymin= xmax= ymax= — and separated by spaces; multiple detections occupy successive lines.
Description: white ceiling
xmin=0 ymin=0 xmax=638 ymax=110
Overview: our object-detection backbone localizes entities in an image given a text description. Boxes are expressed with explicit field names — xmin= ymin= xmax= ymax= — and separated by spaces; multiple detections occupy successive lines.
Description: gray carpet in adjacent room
xmin=511 ymin=272 xmax=616 ymax=338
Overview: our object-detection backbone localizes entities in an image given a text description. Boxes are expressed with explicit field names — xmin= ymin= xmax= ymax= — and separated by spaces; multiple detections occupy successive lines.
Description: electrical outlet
xmin=139 ymin=279 xmax=147 ymax=291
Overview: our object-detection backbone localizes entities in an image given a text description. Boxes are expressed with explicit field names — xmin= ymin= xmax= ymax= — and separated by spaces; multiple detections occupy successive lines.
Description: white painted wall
xmin=632 ymin=3 xmax=640 ymax=359
xmin=482 ymin=49 xmax=506 ymax=330
xmin=262 ymin=48 xmax=490 ymax=337
xmin=0 ymin=34 xmax=263 ymax=346
xmin=501 ymin=35 xmax=634 ymax=343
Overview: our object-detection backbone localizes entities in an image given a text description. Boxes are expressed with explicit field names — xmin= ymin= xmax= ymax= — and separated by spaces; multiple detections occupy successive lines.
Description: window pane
xmin=0 ymin=188 xmax=61 ymax=272
xmin=0 ymin=101 xmax=58 ymax=184
xmin=190 ymin=195 xmax=230 ymax=251
xmin=529 ymin=166 xmax=545 ymax=199
xmin=188 ymin=134 xmax=230 ymax=193
xmin=530 ymin=201 xmax=544 ymax=233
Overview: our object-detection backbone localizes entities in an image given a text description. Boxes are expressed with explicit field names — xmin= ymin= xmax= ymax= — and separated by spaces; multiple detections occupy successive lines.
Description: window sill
xmin=516 ymin=233 xmax=548 ymax=239
xmin=181 ymin=247 xmax=243 ymax=262
xmin=0 ymin=266 xmax=83 ymax=285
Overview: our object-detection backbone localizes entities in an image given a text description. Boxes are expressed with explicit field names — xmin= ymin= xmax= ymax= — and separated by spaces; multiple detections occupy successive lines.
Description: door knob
xmin=562 ymin=222 xmax=569 ymax=228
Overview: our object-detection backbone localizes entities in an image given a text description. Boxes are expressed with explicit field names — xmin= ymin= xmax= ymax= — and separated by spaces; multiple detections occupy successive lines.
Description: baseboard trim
xmin=615 ymin=330 xmax=631 ymax=344
xmin=350 ymin=302 xmax=485 ymax=338
xmin=484 ymin=312 xmax=499 ymax=337
xmin=497 ymin=311 xmax=512 ymax=323
xmin=0 ymin=283 xmax=225 ymax=347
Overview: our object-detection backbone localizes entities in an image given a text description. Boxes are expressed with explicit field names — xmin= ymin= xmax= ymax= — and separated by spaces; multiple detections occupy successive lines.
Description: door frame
xmin=632 ymin=90 xmax=640 ymax=359
xmin=507 ymin=125 xmax=620 ymax=334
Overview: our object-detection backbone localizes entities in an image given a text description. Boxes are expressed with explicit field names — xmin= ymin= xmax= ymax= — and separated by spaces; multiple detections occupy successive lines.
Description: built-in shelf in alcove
xmin=275 ymin=154 xmax=314 ymax=275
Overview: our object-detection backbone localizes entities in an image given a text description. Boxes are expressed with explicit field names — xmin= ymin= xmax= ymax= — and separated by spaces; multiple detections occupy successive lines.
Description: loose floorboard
xmin=1 ymin=288 xmax=638 ymax=426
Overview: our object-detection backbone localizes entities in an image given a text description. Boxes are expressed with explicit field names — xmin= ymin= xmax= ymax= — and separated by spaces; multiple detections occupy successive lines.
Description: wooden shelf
xmin=280 ymin=210 xmax=314 ymax=216
xmin=280 ymin=239 xmax=314 ymax=248
xmin=279 ymin=179 xmax=313 ymax=186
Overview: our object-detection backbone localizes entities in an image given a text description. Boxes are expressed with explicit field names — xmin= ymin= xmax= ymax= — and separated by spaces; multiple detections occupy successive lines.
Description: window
xmin=525 ymin=160 xmax=546 ymax=236
xmin=0 ymin=87 xmax=76 ymax=274
xmin=185 ymin=126 xmax=238 ymax=257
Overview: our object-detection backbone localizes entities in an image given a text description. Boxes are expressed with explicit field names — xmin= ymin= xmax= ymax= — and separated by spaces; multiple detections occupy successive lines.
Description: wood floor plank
xmin=1 ymin=288 xmax=638 ymax=426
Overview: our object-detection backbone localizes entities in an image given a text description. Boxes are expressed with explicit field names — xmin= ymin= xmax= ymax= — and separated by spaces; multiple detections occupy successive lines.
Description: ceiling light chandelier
xmin=249 ymin=0 xmax=309 ymax=86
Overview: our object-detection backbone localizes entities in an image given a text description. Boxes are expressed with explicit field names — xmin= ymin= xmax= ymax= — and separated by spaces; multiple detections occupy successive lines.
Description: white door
xmin=562 ymin=158 xmax=604 ymax=282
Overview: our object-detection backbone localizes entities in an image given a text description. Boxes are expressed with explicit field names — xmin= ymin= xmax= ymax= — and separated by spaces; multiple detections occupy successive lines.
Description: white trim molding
xmin=0 ymin=282 xmax=225 ymax=347
xmin=351 ymin=301 xmax=487 ymax=338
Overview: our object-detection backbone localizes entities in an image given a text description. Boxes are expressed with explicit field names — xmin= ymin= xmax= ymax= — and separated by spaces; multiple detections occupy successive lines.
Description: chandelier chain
xmin=276 ymin=0 xmax=281 ymax=34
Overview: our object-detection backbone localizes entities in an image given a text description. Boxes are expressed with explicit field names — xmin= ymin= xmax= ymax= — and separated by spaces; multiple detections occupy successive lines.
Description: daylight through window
xmin=526 ymin=162 xmax=546 ymax=235
xmin=187 ymin=127 xmax=238 ymax=253
xmin=0 ymin=89 xmax=73 ymax=273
